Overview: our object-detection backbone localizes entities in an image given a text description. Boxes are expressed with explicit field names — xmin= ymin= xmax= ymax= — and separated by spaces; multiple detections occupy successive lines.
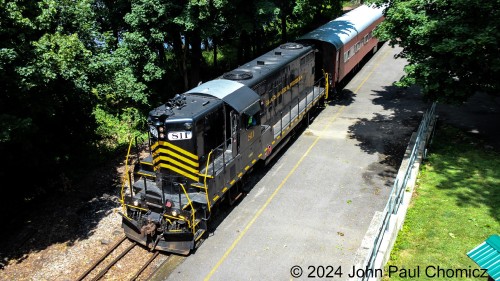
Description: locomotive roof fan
xmin=223 ymin=70 xmax=253 ymax=80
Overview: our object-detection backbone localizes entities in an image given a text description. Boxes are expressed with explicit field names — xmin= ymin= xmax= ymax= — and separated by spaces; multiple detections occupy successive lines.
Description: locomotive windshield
xmin=194 ymin=107 xmax=225 ymax=161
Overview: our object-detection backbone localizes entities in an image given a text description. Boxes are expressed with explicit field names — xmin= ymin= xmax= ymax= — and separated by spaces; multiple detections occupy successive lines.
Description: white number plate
xmin=168 ymin=131 xmax=192 ymax=141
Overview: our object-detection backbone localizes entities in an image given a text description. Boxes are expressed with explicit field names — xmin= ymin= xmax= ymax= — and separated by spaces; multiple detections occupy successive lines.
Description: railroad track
xmin=76 ymin=236 xmax=168 ymax=281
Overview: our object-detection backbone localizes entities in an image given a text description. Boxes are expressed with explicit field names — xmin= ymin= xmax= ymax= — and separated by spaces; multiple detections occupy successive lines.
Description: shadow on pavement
xmin=348 ymin=84 xmax=499 ymax=223
xmin=347 ymin=85 xmax=429 ymax=188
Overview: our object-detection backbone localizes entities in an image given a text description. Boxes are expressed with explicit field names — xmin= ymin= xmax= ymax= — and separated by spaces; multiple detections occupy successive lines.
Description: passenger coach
xmin=298 ymin=5 xmax=385 ymax=89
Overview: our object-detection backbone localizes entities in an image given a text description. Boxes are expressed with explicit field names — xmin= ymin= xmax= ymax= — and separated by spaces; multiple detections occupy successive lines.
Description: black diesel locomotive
xmin=120 ymin=5 xmax=384 ymax=254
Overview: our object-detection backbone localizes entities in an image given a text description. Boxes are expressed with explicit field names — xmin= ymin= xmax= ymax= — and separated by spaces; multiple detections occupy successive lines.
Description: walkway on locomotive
xmin=185 ymin=81 xmax=326 ymax=172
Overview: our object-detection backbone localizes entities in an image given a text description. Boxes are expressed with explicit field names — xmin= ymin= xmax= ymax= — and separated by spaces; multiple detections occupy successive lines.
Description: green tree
xmin=294 ymin=0 xmax=343 ymax=29
xmin=0 ymin=0 xmax=147 ymax=208
xmin=0 ymin=0 xmax=98 ymax=203
xmin=92 ymin=0 xmax=130 ymax=48
xmin=222 ymin=0 xmax=278 ymax=63
xmin=262 ymin=0 xmax=343 ymax=44
xmin=371 ymin=0 xmax=500 ymax=102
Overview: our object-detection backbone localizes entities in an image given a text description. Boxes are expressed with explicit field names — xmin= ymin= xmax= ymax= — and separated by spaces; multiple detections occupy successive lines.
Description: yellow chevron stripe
xmin=155 ymin=141 xmax=198 ymax=160
xmin=155 ymin=156 xmax=199 ymax=175
xmin=151 ymin=142 xmax=159 ymax=151
xmin=154 ymin=148 xmax=199 ymax=167
xmin=158 ymin=163 xmax=199 ymax=182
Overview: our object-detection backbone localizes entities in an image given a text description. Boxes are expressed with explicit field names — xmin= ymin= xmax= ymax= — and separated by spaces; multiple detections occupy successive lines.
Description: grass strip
xmin=384 ymin=125 xmax=500 ymax=280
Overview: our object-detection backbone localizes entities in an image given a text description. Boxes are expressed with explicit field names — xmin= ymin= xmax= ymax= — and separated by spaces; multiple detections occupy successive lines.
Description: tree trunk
xmin=204 ymin=38 xmax=210 ymax=51
xmin=172 ymin=29 xmax=189 ymax=91
xmin=157 ymin=42 xmax=167 ymax=94
xmin=157 ymin=43 xmax=166 ymax=69
xmin=190 ymin=30 xmax=202 ymax=88
xmin=213 ymin=36 xmax=218 ymax=69
xmin=281 ymin=9 xmax=287 ymax=43
xmin=182 ymin=35 xmax=189 ymax=91
xmin=237 ymin=31 xmax=244 ymax=65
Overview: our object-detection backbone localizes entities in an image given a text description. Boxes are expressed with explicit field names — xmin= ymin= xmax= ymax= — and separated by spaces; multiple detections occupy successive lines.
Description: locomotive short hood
xmin=186 ymin=80 xmax=261 ymax=115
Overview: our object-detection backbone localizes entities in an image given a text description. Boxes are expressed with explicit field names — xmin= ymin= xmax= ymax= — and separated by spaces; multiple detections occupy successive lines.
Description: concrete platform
xmin=155 ymin=43 xmax=429 ymax=281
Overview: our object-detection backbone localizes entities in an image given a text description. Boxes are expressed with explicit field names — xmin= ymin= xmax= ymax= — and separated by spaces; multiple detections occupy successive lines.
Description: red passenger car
xmin=299 ymin=5 xmax=385 ymax=90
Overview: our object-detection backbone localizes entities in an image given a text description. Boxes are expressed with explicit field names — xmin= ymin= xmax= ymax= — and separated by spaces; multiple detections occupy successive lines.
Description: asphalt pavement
xmin=153 ymin=42 xmax=430 ymax=281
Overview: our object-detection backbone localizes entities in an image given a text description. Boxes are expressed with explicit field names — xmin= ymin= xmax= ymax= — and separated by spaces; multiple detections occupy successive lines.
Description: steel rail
xmin=144 ymin=254 xmax=172 ymax=281
xmin=91 ymin=241 xmax=137 ymax=281
xmin=129 ymin=251 xmax=160 ymax=281
xmin=76 ymin=236 xmax=127 ymax=281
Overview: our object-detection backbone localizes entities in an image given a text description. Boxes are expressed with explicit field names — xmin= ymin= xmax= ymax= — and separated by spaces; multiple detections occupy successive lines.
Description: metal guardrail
xmin=362 ymin=102 xmax=437 ymax=280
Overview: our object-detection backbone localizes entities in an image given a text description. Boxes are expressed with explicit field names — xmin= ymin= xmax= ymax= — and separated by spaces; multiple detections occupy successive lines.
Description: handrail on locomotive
xmin=120 ymin=138 xmax=134 ymax=220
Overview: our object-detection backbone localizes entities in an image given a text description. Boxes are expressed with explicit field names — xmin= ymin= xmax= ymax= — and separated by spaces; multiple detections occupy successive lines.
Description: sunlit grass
xmin=384 ymin=125 xmax=500 ymax=280
xmin=343 ymin=0 xmax=355 ymax=9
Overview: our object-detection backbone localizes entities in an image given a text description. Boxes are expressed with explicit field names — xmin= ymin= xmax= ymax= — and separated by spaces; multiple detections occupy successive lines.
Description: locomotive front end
xmin=121 ymin=94 xmax=215 ymax=255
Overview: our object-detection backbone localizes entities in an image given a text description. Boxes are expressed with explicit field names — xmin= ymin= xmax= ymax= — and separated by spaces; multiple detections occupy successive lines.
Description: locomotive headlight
xmin=149 ymin=125 xmax=158 ymax=138
xmin=171 ymin=209 xmax=179 ymax=217
xmin=159 ymin=133 xmax=165 ymax=139
xmin=133 ymin=200 xmax=139 ymax=206
xmin=158 ymin=126 xmax=164 ymax=132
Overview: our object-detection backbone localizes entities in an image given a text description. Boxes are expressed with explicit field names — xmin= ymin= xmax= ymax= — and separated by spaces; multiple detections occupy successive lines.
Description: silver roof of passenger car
xmin=298 ymin=4 xmax=385 ymax=49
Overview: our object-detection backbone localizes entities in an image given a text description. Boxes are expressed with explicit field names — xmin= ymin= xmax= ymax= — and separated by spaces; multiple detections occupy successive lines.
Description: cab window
xmin=244 ymin=114 xmax=259 ymax=129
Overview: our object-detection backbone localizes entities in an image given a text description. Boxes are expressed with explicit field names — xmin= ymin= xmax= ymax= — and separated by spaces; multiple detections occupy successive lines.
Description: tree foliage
xmin=0 ymin=0 xmax=342 ymax=206
xmin=370 ymin=0 xmax=500 ymax=102
xmin=0 ymin=0 xmax=145 ymax=203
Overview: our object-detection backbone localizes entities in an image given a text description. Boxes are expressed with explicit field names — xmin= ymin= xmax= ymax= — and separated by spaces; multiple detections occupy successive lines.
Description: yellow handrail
xmin=120 ymin=138 xmax=134 ymax=219
xmin=202 ymin=150 xmax=214 ymax=212
xmin=179 ymin=183 xmax=196 ymax=234
xmin=322 ymin=70 xmax=329 ymax=100
xmin=204 ymin=150 xmax=213 ymax=187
